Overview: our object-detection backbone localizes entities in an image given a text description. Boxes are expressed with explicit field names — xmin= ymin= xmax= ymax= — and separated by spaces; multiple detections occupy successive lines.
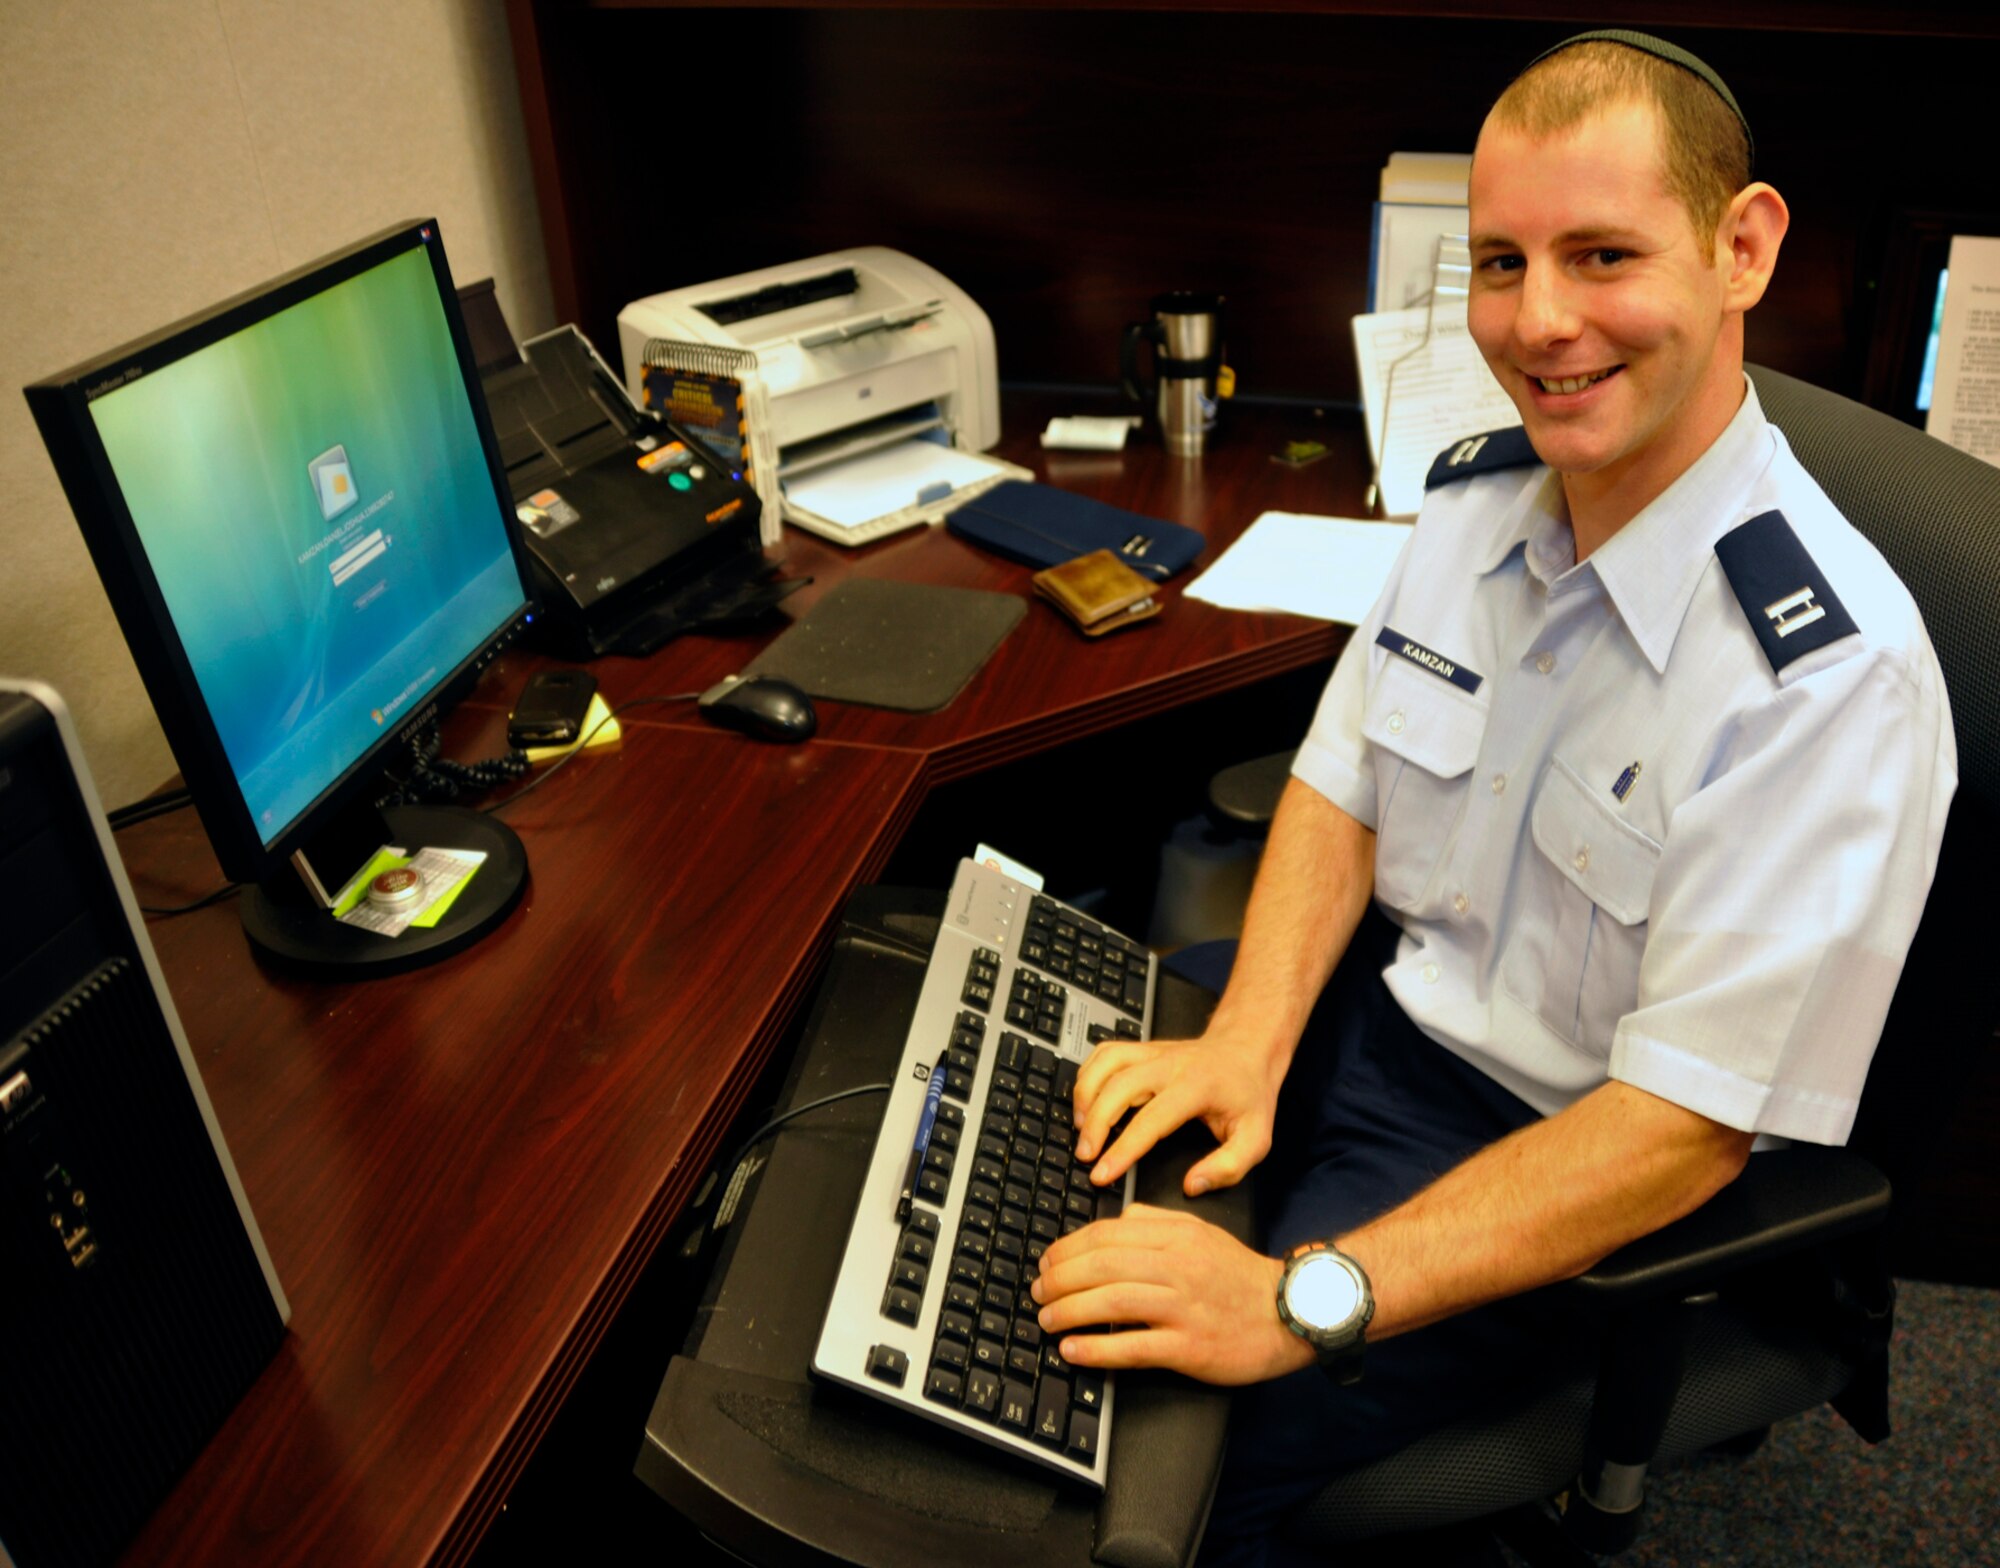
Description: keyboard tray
xmin=635 ymin=884 xmax=1250 ymax=1568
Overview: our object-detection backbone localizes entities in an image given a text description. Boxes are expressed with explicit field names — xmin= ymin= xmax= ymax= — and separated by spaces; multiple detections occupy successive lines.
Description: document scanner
xmin=617 ymin=249 xmax=1029 ymax=547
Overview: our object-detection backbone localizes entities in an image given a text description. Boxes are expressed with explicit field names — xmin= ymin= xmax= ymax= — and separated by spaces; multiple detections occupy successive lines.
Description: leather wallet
xmin=1032 ymin=549 xmax=1163 ymax=637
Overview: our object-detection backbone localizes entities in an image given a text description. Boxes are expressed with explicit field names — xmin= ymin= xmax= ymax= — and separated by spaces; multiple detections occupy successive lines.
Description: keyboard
xmin=811 ymin=858 xmax=1154 ymax=1488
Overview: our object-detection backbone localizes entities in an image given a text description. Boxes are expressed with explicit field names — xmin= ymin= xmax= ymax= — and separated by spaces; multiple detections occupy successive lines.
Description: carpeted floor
xmin=1582 ymin=1279 xmax=1997 ymax=1568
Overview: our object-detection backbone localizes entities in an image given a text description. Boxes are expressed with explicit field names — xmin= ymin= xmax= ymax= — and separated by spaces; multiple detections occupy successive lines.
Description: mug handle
xmin=1120 ymin=320 xmax=1161 ymax=405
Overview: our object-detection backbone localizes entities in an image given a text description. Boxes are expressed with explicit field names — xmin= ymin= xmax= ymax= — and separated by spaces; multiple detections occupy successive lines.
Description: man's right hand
xmin=1071 ymin=1025 xmax=1288 ymax=1196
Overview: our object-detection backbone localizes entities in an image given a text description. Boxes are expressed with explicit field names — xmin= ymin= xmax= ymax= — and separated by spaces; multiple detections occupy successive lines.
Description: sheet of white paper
xmin=783 ymin=439 xmax=1005 ymax=529
xmin=1351 ymin=306 xmax=1522 ymax=517
xmin=1186 ymin=512 xmax=1413 ymax=624
xmin=1925 ymin=234 xmax=2000 ymax=467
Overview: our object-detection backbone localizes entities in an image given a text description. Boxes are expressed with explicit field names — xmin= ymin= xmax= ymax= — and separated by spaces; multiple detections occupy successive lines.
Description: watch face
xmin=1287 ymin=1253 xmax=1363 ymax=1333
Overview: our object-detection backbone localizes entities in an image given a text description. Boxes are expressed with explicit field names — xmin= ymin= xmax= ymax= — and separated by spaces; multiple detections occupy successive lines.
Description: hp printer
xmin=617 ymin=249 xmax=1028 ymax=547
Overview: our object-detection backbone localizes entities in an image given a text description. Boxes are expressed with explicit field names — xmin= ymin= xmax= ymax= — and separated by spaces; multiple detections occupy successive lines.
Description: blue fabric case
xmin=945 ymin=480 xmax=1204 ymax=580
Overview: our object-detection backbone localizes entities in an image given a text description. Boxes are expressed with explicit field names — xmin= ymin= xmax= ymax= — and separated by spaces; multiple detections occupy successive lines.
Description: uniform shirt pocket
xmin=1506 ymin=756 xmax=1663 ymax=1052
xmin=1362 ymin=659 xmax=1487 ymax=911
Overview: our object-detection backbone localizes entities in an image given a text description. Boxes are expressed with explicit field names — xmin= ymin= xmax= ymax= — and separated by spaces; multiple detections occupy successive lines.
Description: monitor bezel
xmin=26 ymin=218 xmax=538 ymax=888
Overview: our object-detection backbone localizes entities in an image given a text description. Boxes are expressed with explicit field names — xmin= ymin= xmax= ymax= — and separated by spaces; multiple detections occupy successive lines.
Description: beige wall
xmin=0 ymin=0 xmax=553 ymax=808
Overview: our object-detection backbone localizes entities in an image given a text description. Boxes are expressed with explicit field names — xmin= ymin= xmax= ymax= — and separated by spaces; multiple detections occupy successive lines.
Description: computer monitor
xmin=25 ymin=219 xmax=538 ymax=977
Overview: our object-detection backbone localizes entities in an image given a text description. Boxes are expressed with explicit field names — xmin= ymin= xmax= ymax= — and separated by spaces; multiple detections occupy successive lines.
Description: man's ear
xmin=1719 ymin=183 xmax=1789 ymax=315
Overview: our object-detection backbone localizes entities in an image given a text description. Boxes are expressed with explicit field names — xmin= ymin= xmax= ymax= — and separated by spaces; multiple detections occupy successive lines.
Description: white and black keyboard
xmin=811 ymin=857 xmax=1155 ymax=1487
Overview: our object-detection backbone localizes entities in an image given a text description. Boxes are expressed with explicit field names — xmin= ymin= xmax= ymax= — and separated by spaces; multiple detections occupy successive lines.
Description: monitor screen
xmin=28 ymin=221 xmax=533 ymax=889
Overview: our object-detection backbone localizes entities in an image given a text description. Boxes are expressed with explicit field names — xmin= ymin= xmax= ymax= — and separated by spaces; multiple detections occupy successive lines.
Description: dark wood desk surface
xmin=111 ymin=399 xmax=1370 ymax=1566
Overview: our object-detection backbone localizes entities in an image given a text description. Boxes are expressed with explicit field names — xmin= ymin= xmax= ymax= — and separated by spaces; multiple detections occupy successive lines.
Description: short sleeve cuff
xmin=1610 ymin=1028 xmax=1859 ymax=1146
xmin=1291 ymin=735 xmax=1376 ymax=828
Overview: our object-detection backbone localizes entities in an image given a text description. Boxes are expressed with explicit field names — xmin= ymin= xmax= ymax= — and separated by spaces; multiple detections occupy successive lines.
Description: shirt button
xmin=1387 ymin=710 xmax=1405 ymax=734
xmin=1452 ymin=892 xmax=1469 ymax=916
xmin=1421 ymin=962 xmax=1440 ymax=984
xmin=1490 ymin=773 xmax=1507 ymax=795
xmin=1535 ymin=651 xmax=1556 ymax=675
xmin=1573 ymin=847 xmax=1590 ymax=872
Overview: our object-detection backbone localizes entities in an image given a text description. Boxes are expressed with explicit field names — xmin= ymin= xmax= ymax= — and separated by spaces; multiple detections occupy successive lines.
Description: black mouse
xmin=696 ymin=675 xmax=817 ymax=743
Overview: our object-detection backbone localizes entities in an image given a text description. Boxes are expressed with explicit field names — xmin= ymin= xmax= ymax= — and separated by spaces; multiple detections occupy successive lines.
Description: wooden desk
xmin=111 ymin=400 xmax=1366 ymax=1566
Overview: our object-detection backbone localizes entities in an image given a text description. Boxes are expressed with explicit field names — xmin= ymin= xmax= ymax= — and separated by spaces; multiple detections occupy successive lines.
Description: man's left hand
xmin=1031 ymin=1204 xmax=1313 ymax=1386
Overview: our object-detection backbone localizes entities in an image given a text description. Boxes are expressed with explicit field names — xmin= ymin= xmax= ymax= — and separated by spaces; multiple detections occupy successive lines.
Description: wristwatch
xmin=1276 ymin=1241 xmax=1374 ymax=1386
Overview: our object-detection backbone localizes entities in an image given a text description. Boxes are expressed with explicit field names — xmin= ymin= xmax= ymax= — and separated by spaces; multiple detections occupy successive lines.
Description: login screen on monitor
xmin=88 ymin=243 xmax=524 ymax=844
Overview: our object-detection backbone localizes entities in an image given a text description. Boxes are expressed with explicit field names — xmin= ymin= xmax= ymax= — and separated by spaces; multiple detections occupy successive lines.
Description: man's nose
xmin=1515 ymin=263 xmax=1582 ymax=351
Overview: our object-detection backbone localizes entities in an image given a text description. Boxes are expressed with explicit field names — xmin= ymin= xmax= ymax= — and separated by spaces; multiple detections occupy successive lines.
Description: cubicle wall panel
xmin=513 ymin=3 xmax=2000 ymax=409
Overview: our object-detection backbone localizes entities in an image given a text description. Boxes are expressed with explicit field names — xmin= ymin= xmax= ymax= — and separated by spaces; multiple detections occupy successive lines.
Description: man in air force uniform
xmin=1030 ymin=31 xmax=1957 ymax=1567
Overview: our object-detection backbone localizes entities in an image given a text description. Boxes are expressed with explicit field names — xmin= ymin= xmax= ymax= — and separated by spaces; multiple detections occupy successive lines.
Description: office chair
xmin=1206 ymin=366 xmax=2000 ymax=1563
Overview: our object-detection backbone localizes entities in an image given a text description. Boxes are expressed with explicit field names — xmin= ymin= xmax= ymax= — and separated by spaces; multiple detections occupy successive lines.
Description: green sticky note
xmin=411 ymin=859 xmax=482 ymax=928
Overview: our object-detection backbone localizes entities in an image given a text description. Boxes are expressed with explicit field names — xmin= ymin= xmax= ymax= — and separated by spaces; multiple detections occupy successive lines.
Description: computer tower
xmin=0 ymin=680 xmax=288 ymax=1567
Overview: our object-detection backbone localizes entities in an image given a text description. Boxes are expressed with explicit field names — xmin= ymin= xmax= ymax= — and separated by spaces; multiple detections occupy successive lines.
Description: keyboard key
xmin=961 ymin=1205 xmax=995 ymax=1238
xmin=882 ymin=1286 xmax=921 ymax=1325
xmin=979 ymin=1307 xmax=1010 ymax=1341
xmin=932 ymin=1338 xmax=968 ymax=1372
xmin=893 ymin=1258 xmax=929 ymax=1292
xmin=917 ymin=1169 xmax=950 ymax=1205
xmin=1007 ymin=1344 xmax=1039 ymax=1379
xmin=988 ymin=1257 xmax=1020 ymax=1289
xmin=965 ymin=1367 xmax=1003 ymax=1419
xmin=1074 ymin=1371 xmax=1105 ymax=1412
xmin=1003 ymin=1181 xmax=1033 ymax=1210
xmin=998 ymin=1205 xmax=1029 ymax=1237
xmin=923 ymin=1144 xmax=953 ymax=1175
xmin=1025 ymin=1070 xmax=1053 ymax=1100
xmin=963 ymin=981 xmax=993 ymax=1011
xmin=899 ymin=1230 xmax=934 ymax=1264
xmin=1065 ymin=1192 xmax=1093 ymax=1221
xmin=938 ymin=1309 xmax=974 ymax=1343
xmin=1055 ymin=1059 xmax=1080 ymax=1099
xmin=949 ymin=1255 xmax=982 ymax=1288
xmin=946 ymin=1283 xmax=979 ymax=1315
xmin=956 ymin=1230 xmax=990 ymax=1263
xmin=866 ymin=1345 xmax=909 ymax=1386
xmin=947 ymin=1047 xmax=979 ymax=1076
xmin=973 ymin=1156 xmax=1006 ymax=1186
xmin=1033 ymin=1378 xmax=1070 ymax=1445
xmin=1012 ymin=1315 xmax=1043 ymax=1348
xmin=966 ymin=1180 xmax=1001 ymax=1211
xmin=938 ymin=1101 xmax=965 ymax=1130
xmin=945 ymin=1067 xmax=976 ymax=1100
xmin=972 ymin=1335 xmax=1008 ymax=1372
xmin=977 ymin=1134 xmax=1008 ymax=1163
xmin=931 ymin=1121 xmax=960 ymax=1153
xmin=1042 ymin=1341 xmax=1071 ymax=1377
xmin=999 ymin=1380 xmax=1035 ymax=1432
xmin=1116 ymin=1020 xmax=1142 ymax=1040
xmin=1006 ymin=1002 xmax=1035 ymax=1030
xmin=925 ymin=1367 xmax=965 ymax=1406
xmin=993 ymin=1230 xmax=1025 ymax=1263
xmin=907 ymin=1209 xmax=939 ymax=1240
xmin=1066 ymin=1408 xmax=1101 ymax=1462
xmin=998 ymin=1034 xmax=1033 ymax=1072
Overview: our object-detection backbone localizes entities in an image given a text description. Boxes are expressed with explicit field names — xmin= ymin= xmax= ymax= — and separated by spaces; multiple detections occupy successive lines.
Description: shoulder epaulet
xmin=1714 ymin=509 xmax=1860 ymax=674
xmin=1424 ymin=426 xmax=1541 ymax=490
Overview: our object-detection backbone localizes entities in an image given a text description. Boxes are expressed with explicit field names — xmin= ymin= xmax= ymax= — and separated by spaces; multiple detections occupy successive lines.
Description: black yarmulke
xmin=1527 ymin=29 xmax=1754 ymax=170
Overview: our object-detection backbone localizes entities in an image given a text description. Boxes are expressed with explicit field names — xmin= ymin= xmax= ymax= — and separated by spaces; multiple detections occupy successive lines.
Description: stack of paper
xmin=1351 ymin=307 xmax=1522 ymax=518
xmin=1185 ymin=512 xmax=1413 ymax=624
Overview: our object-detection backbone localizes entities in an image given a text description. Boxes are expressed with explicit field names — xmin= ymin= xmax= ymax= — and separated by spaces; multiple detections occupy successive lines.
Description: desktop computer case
xmin=0 ymin=680 xmax=288 ymax=1568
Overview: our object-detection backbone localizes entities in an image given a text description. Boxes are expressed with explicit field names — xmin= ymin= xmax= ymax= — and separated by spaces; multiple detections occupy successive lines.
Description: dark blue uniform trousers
xmin=1168 ymin=911 xmax=1579 ymax=1568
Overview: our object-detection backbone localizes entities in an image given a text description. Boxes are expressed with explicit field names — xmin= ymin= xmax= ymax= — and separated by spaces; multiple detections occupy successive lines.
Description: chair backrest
xmin=1747 ymin=366 xmax=1999 ymax=1198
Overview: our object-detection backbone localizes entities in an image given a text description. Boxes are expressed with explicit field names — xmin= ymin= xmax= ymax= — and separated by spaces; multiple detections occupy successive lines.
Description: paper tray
xmin=781 ymin=436 xmax=1030 ymax=547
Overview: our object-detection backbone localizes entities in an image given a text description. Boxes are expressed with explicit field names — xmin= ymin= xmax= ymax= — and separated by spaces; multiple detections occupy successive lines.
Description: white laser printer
xmin=617 ymin=249 xmax=1029 ymax=547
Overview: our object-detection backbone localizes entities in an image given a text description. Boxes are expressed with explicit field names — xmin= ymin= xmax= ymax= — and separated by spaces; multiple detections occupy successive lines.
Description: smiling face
xmin=1467 ymin=98 xmax=1749 ymax=525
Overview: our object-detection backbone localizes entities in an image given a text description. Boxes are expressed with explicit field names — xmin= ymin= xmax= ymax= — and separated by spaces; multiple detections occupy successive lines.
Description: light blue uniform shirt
xmin=1294 ymin=381 xmax=1956 ymax=1144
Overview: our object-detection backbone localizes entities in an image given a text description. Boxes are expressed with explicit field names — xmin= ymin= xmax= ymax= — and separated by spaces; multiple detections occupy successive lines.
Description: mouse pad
xmin=743 ymin=578 xmax=1026 ymax=713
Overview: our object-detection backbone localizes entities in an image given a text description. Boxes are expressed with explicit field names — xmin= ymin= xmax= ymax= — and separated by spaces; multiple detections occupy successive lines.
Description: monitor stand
xmin=240 ymin=805 xmax=527 ymax=979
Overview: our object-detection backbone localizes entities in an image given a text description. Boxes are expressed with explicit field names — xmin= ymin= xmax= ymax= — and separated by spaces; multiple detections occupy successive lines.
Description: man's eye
xmin=1590 ymin=249 xmax=1628 ymax=266
xmin=1478 ymin=255 xmax=1524 ymax=274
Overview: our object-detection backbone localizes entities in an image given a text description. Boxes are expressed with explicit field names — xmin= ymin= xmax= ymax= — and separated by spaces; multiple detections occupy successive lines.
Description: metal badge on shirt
xmin=1376 ymin=627 xmax=1484 ymax=694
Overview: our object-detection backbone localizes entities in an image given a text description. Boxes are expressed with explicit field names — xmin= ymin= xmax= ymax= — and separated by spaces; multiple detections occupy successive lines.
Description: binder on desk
xmin=946 ymin=481 xmax=1205 ymax=580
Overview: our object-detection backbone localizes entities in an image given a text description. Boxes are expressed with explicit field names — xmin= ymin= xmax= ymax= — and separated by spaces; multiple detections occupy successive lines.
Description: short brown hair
xmin=1488 ymin=41 xmax=1751 ymax=257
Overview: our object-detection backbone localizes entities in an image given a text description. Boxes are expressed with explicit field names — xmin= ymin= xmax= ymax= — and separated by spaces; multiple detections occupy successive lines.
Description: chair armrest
xmin=1207 ymin=749 xmax=1298 ymax=831
xmin=1563 ymin=1145 xmax=1890 ymax=1306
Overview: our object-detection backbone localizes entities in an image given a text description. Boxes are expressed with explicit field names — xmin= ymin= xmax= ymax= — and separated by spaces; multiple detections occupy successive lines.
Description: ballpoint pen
xmin=897 ymin=1051 xmax=950 ymax=1221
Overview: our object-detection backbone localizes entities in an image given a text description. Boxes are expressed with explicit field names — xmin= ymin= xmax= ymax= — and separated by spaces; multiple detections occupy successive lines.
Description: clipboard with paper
xmin=1351 ymin=234 xmax=1524 ymax=518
